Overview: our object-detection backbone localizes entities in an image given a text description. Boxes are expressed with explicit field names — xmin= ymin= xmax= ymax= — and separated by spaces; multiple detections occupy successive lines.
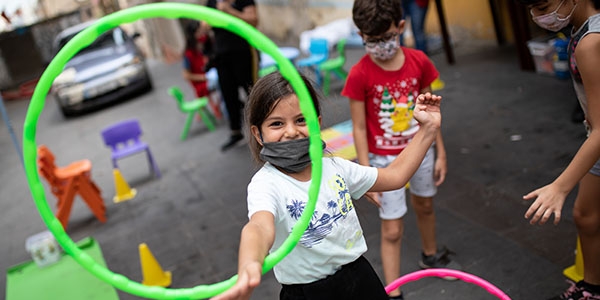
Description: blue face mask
xmin=259 ymin=138 xmax=325 ymax=173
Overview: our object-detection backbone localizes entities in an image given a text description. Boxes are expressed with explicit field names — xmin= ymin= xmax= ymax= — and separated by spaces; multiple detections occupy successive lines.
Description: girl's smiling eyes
xmin=296 ymin=116 xmax=306 ymax=125
xmin=267 ymin=120 xmax=284 ymax=127
xmin=266 ymin=116 xmax=306 ymax=128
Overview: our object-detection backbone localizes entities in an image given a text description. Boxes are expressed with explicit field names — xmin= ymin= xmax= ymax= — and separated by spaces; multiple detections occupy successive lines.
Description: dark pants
xmin=400 ymin=0 xmax=429 ymax=53
xmin=215 ymin=48 xmax=257 ymax=132
xmin=279 ymin=256 xmax=389 ymax=300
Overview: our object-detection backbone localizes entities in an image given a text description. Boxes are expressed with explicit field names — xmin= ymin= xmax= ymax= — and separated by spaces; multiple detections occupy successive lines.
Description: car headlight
xmin=57 ymin=83 xmax=85 ymax=105
xmin=124 ymin=55 xmax=142 ymax=67
xmin=117 ymin=55 xmax=145 ymax=82
xmin=53 ymin=67 xmax=77 ymax=86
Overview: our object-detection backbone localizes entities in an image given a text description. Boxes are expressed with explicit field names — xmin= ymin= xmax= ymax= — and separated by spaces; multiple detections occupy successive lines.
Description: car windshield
xmin=55 ymin=27 xmax=127 ymax=55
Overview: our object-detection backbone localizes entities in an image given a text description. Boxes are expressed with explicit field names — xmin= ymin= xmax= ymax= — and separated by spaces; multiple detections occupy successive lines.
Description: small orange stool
xmin=37 ymin=145 xmax=106 ymax=229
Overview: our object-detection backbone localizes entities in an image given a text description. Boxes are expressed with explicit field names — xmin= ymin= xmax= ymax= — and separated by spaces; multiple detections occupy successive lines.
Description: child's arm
xmin=212 ymin=211 xmax=275 ymax=300
xmin=182 ymin=69 xmax=207 ymax=82
xmin=370 ymin=93 xmax=441 ymax=192
xmin=433 ymin=131 xmax=447 ymax=186
xmin=182 ymin=56 xmax=207 ymax=82
xmin=421 ymin=85 xmax=447 ymax=187
xmin=349 ymin=99 xmax=371 ymax=168
xmin=349 ymin=99 xmax=381 ymax=207
xmin=217 ymin=0 xmax=259 ymax=27
xmin=523 ymin=35 xmax=600 ymax=225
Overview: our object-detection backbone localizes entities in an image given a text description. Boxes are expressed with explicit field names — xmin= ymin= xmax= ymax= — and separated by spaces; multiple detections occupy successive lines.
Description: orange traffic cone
xmin=113 ymin=169 xmax=136 ymax=203
xmin=139 ymin=243 xmax=172 ymax=287
xmin=563 ymin=236 xmax=584 ymax=282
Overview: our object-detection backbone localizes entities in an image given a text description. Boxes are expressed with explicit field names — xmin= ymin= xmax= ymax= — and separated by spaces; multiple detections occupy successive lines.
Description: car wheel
xmin=59 ymin=106 xmax=77 ymax=118
xmin=54 ymin=96 xmax=76 ymax=118
xmin=142 ymin=71 xmax=153 ymax=92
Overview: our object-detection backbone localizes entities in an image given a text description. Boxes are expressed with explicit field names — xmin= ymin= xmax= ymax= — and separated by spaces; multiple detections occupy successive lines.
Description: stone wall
xmin=255 ymin=0 xmax=351 ymax=45
xmin=0 ymin=10 xmax=84 ymax=90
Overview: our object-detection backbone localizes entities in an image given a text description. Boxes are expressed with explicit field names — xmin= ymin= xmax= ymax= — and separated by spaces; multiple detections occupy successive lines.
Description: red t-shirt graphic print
xmin=342 ymin=47 xmax=439 ymax=156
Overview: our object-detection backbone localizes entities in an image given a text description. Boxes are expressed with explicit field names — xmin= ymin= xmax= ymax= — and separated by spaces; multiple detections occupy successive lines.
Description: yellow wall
xmin=414 ymin=0 xmax=519 ymax=43
xmin=425 ymin=0 xmax=500 ymax=41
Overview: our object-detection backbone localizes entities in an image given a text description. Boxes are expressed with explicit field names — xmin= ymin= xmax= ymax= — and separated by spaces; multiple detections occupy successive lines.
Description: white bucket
xmin=25 ymin=231 xmax=62 ymax=267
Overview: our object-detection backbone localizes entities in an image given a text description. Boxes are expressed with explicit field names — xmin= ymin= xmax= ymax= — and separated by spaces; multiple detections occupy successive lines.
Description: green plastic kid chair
xmin=319 ymin=38 xmax=348 ymax=96
xmin=258 ymin=65 xmax=278 ymax=78
xmin=167 ymin=86 xmax=216 ymax=140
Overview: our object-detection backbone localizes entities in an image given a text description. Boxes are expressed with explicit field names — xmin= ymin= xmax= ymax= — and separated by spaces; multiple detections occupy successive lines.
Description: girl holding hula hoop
xmin=213 ymin=72 xmax=442 ymax=300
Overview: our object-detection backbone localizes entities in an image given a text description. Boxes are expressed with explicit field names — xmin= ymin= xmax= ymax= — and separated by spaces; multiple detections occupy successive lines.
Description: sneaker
xmin=418 ymin=246 xmax=462 ymax=280
xmin=549 ymin=280 xmax=600 ymax=300
xmin=221 ymin=133 xmax=244 ymax=152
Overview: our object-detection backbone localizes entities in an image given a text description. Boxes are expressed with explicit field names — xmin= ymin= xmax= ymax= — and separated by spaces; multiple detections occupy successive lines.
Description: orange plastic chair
xmin=37 ymin=145 xmax=106 ymax=229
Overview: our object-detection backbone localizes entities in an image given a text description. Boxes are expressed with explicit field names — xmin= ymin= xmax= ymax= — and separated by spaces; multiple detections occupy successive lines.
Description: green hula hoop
xmin=23 ymin=3 xmax=322 ymax=299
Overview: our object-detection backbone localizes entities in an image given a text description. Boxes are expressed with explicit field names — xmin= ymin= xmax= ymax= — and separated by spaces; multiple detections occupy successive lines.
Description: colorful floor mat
xmin=323 ymin=119 xmax=357 ymax=161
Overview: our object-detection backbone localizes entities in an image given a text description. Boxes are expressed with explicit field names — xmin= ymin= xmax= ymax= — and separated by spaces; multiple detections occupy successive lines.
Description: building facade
xmin=0 ymin=0 xmax=517 ymax=91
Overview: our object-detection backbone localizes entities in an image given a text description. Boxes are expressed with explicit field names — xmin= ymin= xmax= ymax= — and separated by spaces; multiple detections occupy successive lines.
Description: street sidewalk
xmin=1 ymin=39 xmax=584 ymax=299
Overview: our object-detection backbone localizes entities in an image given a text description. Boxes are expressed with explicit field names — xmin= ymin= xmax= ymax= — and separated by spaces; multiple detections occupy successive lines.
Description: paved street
xmin=1 ymin=39 xmax=586 ymax=299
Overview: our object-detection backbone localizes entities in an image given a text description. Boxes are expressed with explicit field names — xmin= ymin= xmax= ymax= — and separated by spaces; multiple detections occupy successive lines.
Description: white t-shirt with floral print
xmin=247 ymin=157 xmax=377 ymax=285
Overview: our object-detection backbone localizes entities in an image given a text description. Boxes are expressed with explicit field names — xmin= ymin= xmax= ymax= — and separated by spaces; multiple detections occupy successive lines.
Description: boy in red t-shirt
xmin=341 ymin=1 xmax=461 ymax=299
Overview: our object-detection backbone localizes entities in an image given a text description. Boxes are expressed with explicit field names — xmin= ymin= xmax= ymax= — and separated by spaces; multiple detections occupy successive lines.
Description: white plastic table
xmin=259 ymin=47 xmax=300 ymax=69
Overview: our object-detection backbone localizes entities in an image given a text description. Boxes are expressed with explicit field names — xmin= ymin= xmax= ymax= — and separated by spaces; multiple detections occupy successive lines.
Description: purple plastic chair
xmin=101 ymin=119 xmax=161 ymax=178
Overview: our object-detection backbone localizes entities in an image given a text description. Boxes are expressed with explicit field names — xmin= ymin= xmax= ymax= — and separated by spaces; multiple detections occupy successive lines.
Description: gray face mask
xmin=259 ymin=137 xmax=325 ymax=173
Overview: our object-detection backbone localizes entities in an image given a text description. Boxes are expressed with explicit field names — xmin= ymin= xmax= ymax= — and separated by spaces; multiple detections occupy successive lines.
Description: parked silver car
xmin=51 ymin=21 xmax=153 ymax=117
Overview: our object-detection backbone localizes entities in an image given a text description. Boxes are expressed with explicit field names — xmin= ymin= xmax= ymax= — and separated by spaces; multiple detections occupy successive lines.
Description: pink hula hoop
xmin=385 ymin=269 xmax=511 ymax=300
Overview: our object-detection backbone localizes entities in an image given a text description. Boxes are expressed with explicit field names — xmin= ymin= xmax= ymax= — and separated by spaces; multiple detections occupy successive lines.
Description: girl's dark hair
xmin=514 ymin=0 xmax=546 ymax=5
xmin=184 ymin=21 xmax=214 ymax=57
xmin=515 ymin=0 xmax=600 ymax=9
xmin=246 ymin=72 xmax=322 ymax=164
xmin=352 ymin=0 xmax=403 ymax=36
xmin=184 ymin=21 xmax=200 ymax=52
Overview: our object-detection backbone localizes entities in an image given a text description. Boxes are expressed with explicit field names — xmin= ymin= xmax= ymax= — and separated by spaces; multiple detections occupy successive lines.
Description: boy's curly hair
xmin=352 ymin=0 xmax=403 ymax=36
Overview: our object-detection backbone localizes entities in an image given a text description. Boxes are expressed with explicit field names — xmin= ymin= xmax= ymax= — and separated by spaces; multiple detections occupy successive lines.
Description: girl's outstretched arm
xmin=212 ymin=211 xmax=275 ymax=300
xmin=371 ymin=93 xmax=442 ymax=192
xmin=523 ymin=34 xmax=600 ymax=225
